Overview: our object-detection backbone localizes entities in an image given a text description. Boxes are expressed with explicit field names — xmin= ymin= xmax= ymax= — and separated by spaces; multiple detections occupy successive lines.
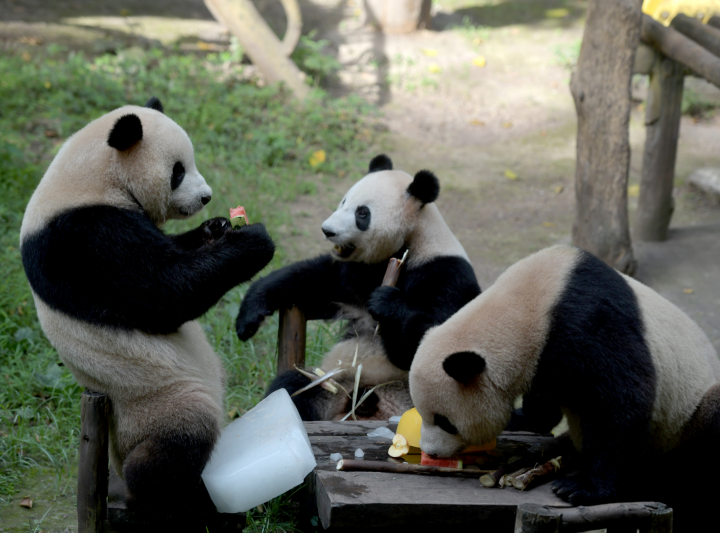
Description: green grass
xmin=0 ymin=43 xmax=373 ymax=531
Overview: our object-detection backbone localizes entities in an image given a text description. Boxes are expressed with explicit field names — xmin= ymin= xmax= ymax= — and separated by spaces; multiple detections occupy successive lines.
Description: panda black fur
xmin=410 ymin=245 xmax=720 ymax=506
xmin=237 ymin=155 xmax=481 ymax=420
xmin=20 ymin=99 xmax=275 ymax=514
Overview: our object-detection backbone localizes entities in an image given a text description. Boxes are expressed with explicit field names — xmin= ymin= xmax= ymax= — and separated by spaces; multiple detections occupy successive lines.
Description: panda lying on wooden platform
xmin=20 ymin=98 xmax=275 ymax=514
xmin=410 ymin=245 xmax=720 ymax=508
xmin=237 ymin=155 xmax=481 ymax=421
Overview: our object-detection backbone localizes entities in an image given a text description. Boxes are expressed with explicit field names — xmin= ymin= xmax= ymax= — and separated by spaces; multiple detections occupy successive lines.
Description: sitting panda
xmin=410 ymin=244 xmax=720 ymax=506
xmin=20 ymin=98 xmax=275 ymax=514
xmin=236 ymin=155 xmax=481 ymax=421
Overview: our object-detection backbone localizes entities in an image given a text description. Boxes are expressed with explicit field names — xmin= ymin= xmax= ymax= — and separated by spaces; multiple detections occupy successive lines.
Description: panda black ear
xmin=144 ymin=96 xmax=164 ymax=113
xmin=369 ymin=154 xmax=393 ymax=173
xmin=443 ymin=351 xmax=486 ymax=384
xmin=108 ymin=114 xmax=143 ymax=151
xmin=408 ymin=170 xmax=439 ymax=205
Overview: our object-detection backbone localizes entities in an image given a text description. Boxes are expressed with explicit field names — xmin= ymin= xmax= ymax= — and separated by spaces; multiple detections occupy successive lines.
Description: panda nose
xmin=201 ymin=195 xmax=211 ymax=205
xmin=322 ymin=227 xmax=336 ymax=238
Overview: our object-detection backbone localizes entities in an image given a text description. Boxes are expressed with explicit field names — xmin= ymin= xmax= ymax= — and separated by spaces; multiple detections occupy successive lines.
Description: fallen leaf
xmin=421 ymin=48 xmax=439 ymax=57
xmin=683 ymin=288 xmax=694 ymax=295
xmin=35 ymin=433 xmax=41 ymax=443
xmin=542 ymin=221 xmax=556 ymax=228
xmin=554 ymin=185 xmax=564 ymax=194
xmin=44 ymin=81 xmax=51 ymax=89
xmin=309 ymin=149 xmax=326 ymax=168
xmin=22 ymin=51 xmax=31 ymax=62
xmin=470 ymin=119 xmax=485 ymax=126
xmin=197 ymin=41 xmax=212 ymax=51
xmin=227 ymin=408 xmax=238 ymax=419
xmin=428 ymin=63 xmax=441 ymax=73
xmin=20 ymin=497 xmax=33 ymax=509
xmin=473 ymin=37 xmax=483 ymax=45
xmin=628 ymin=184 xmax=640 ymax=197
xmin=472 ymin=56 xmax=486 ymax=68
xmin=504 ymin=169 xmax=518 ymax=180
xmin=546 ymin=8 xmax=569 ymax=18
xmin=120 ymin=8 xmax=131 ymax=16
xmin=44 ymin=129 xmax=58 ymax=138
xmin=502 ymin=121 xmax=513 ymax=128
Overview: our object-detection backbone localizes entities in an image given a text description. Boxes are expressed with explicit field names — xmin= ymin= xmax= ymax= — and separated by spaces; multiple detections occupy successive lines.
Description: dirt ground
xmin=2 ymin=1 xmax=720 ymax=530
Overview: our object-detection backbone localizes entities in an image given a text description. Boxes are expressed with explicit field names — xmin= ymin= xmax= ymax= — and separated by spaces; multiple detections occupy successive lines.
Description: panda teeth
xmin=334 ymin=245 xmax=342 ymax=253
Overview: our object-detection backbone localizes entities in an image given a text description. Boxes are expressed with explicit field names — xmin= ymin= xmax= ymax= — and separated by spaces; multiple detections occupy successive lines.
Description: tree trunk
xmin=570 ymin=0 xmax=642 ymax=274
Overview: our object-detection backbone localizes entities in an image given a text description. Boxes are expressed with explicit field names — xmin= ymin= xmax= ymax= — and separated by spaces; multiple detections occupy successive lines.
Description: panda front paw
xmin=199 ymin=217 xmax=232 ymax=245
xmin=236 ymin=295 xmax=273 ymax=341
xmin=367 ymin=285 xmax=404 ymax=322
xmin=551 ymin=476 xmax=616 ymax=506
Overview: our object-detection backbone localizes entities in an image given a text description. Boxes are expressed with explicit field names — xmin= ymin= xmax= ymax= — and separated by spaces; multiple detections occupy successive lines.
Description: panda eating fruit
xmin=236 ymin=155 xmax=481 ymax=421
xmin=410 ymin=244 xmax=720 ymax=506
xmin=20 ymin=98 xmax=275 ymax=514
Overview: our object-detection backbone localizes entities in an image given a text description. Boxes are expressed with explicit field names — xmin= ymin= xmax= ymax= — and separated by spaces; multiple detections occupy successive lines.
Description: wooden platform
xmin=300 ymin=421 xmax=573 ymax=532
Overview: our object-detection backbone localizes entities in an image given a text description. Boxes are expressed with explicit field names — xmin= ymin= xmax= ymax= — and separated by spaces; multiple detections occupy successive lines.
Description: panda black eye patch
xmin=171 ymin=162 xmax=185 ymax=190
xmin=355 ymin=205 xmax=371 ymax=231
xmin=434 ymin=414 xmax=459 ymax=435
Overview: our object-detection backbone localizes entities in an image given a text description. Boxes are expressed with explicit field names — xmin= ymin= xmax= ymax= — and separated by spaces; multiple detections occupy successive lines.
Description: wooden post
xmin=671 ymin=13 xmax=720 ymax=58
xmin=77 ymin=390 xmax=110 ymax=533
xmin=635 ymin=55 xmax=684 ymax=241
xmin=514 ymin=504 xmax=560 ymax=533
xmin=641 ymin=505 xmax=673 ymax=533
xmin=277 ymin=305 xmax=306 ymax=375
xmin=202 ymin=0 xmax=309 ymax=99
xmin=570 ymin=0 xmax=641 ymax=275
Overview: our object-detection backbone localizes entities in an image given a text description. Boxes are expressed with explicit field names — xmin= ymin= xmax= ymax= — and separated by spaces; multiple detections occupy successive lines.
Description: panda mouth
xmin=332 ymin=243 xmax=356 ymax=259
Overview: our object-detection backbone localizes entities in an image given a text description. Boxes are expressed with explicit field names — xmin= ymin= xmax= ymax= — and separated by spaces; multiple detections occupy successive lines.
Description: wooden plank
xmin=635 ymin=57 xmax=684 ymax=241
xmin=277 ymin=305 xmax=306 ymax=375
xmin=671 ymin=13 xmax=720 ymax=59
xmin=642 ymin=13 xmax=720 ymax=89
xmin=305 ymin=420 xmax=392 ymax=437
xmin=77 ymin=390 xmax=110 ymax=533
xmin=558 ymin=502 xmax=670 ymax=533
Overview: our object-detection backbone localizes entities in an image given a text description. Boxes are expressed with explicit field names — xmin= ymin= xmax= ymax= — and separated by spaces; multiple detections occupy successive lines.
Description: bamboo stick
xmin=337 ymin=459 xmax=492 ymax=478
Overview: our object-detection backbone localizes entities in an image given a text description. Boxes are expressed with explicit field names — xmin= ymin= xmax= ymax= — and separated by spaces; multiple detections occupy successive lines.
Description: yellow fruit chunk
xmin=388 ymin=434 xmax=410 ymax=457
xmin=396 ymin=408 xmax=422 ymax=448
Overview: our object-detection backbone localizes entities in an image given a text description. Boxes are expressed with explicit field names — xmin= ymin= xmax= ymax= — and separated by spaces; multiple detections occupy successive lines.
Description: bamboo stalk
xmin=337 ymin=459 xmax=492 ymax=478
xmin=511 ymin=457 xmax=562 ymax=490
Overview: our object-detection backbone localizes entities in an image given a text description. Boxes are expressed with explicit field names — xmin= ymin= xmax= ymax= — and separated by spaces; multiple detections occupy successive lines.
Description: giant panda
xmin=236 ymin=155 xmax=481 ymax=421
xmin=410 ymin=244 xmax=720 ymax=507
xmin=20 ymin=98 xmax=275 ymax=514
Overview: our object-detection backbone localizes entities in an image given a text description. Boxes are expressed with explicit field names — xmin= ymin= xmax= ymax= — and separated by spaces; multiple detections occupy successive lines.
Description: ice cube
xmin=354 ymin=448 xmax=364 ymax=459
xmin=366 ymin=426 xmax=395 ymax=440
xmin=388 ymin=416 xmax=402 ymax=423
xmin=202 ymin=389 xmax=317 ymax=513
xmin=330 ymin=453 xmax=343 ymax=462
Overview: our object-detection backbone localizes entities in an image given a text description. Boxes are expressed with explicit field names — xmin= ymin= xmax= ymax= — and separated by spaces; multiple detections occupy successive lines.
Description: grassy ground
xmin=0 ymin=43 xmax=373 ymax=532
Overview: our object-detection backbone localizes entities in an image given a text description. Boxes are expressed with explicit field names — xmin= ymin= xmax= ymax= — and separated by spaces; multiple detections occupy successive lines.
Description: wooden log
xmin=77 ymin=390 xmax=110 ymax=533
xmin=570 ymin=0 xmax=640 ymax=274
xmin=635 ymin=55 xmax=684 ymax=241
xmin=709 ymin=15 xmax=720 ymax=31
xmin=515 ymin=503 xmax=561 ymax=533
xmin=337 ymin=458 xmax=492 ymax=478
xmin=671 ymin=13 xmax=720 ymax=59
xmin=557 ymin=501 xmax=671 ymax=533
xmin=277 ymin=305 xmax=306 ymax=375
xmin=202 ymin=0 xmax=309 ymax=99
xmin=641 ymin=13 xmax=720 ymax=88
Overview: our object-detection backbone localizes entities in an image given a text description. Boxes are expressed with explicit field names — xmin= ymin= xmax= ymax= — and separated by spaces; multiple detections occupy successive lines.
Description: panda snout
xmin=201 ymin=195 xmax=211 ymax=205
xmin=322 ymin=227 xmax=336 ymax=238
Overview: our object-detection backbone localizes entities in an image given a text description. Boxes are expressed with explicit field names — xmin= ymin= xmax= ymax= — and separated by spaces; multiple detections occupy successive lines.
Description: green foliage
xmin=553 ymin=39 xmax=581 ymax=70
xmin=291 ymin=30 xmax=342 ymax=86
xmin=682 ymin=85 xmax=720 ymax=119
xmin=0 ymin=43 xmax=371 ymax=518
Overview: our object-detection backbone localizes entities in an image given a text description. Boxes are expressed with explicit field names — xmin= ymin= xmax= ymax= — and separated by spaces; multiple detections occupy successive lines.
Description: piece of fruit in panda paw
xmin=229 ymin=206 xmax=250 ymax=227
xmin=388 ymin=434 xmax=410 ymax=457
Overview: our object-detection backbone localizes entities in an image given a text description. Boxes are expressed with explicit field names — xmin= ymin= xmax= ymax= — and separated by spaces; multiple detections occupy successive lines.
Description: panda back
xmin=624 ymin=275 xmax=720 ymax=451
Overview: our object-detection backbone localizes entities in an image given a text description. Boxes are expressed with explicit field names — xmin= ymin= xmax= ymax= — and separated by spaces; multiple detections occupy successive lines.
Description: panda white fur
xmin=20 ymin=98 xmax=275 ymax=514
xmin=410 ymin=244 xmax=720 ymax=505
xmin=237 ymin=155 xmax=481 ymax=420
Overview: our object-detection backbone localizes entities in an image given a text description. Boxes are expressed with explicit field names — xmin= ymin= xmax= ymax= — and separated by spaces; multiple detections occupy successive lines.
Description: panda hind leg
xmin=122 ymin=431 xmax=217 ymax=518
xmin=506 ymin=392 xmax=562 ymax=434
